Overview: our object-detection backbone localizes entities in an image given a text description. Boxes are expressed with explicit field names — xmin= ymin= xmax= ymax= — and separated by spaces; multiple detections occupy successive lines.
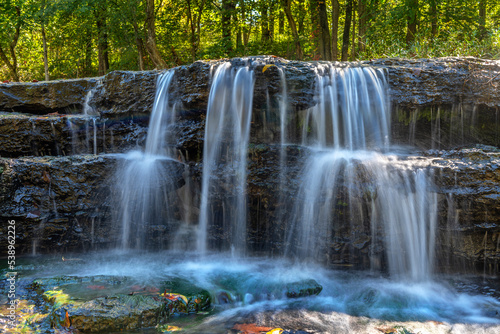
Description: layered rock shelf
xmin=0 ymin=57 xmax=499 ymax=274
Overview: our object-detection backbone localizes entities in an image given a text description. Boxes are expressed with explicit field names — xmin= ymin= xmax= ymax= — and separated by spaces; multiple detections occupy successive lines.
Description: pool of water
xmin=2 ymin=251 xmax=499 ymax=333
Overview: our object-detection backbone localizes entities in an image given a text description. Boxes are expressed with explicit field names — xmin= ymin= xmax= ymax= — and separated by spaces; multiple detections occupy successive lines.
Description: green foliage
xmin=0 ymin=0 xmax=499 ymax=81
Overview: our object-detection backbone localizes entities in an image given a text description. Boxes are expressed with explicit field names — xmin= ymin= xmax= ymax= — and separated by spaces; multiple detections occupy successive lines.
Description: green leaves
xmin=1 ymin=0 xmax=499 ymax=81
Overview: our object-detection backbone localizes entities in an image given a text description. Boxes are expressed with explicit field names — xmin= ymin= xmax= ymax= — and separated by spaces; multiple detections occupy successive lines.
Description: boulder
xmin=29 ymin=275 xmax=211 ymax=332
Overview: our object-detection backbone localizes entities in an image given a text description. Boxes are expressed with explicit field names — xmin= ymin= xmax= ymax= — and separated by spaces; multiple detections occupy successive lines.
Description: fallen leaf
xmin=375 ymin=326 xmax=396 ymax=334
xmin=161 ymin=292 xmax=188 ymax=304
xmin=163 ymin=325 xmax=181 ymax=332
xmin=63 ymin=310 xmax=70 ymax=328
xmin=232 ymin=323 xmax=273 ymax=333
xmin=262 ymin=64 xmax=275 ymax=73
xmin=42 ymin=170 xmax=51 ymax=183
xmin=266 ymin=328 xmax=283 ymax=334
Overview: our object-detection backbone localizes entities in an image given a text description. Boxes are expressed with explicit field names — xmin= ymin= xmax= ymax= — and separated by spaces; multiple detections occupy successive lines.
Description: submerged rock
xmin=28 ymin=275 xmax=212 ymax=332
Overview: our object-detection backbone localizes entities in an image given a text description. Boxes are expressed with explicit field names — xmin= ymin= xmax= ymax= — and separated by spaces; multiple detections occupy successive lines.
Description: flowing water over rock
xmin=115 ymin=71 xmax=184 ymax=249
xmin=281 ymin=64 xmax=437 ymax=281
xmin=1 ymin=58 xmax=499 ymax=332
xmin=198 ymin=62 xmax=255 ymax=254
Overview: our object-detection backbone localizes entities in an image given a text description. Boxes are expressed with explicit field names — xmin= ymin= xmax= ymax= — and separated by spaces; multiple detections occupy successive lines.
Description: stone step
xmin=0 ymin=112 xmax=148 ymax=157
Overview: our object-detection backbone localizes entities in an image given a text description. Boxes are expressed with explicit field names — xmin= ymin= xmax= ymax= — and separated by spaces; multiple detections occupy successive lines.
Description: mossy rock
xmin=284 ymin=279 xmax=322 ymax=298
xmin=161 ymin=277 xmax=211 ymax=313
xmin=213 ymin=273 xmax=322 ymax=302
xmin=29 ymin=275 xmax=212 ymax=332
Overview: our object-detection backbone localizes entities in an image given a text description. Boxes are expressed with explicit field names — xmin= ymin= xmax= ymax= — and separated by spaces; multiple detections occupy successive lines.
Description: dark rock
xmin=428 ymin=145 xmax=500 ymax=273
xmin=285 ymin=279 xmax=323 ymax=298
xmin=0 ymin=78 xmax=97 ymax=114
xmin=213 ymin=272 xmax=322 ymax=303
xmin=1 ymin=57 xmax=499 ymax=274
xmin=371 ymin=57 xmax=500 ymax=108
xmin=0 ymin=154 xmax=185 ymax=254
xmin=29 ymin=275 xmax=211 ymax=332
xmin=93 ymin=70 xmax=160 ymax=115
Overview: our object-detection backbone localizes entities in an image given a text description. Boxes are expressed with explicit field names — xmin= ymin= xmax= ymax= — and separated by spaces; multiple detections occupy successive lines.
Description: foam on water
xmin=14 ymin=252 xmax=500 ymax=328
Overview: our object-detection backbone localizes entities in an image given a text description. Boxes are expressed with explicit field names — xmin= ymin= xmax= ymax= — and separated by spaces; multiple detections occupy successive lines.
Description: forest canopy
xmin=1 ymin=0 xmax=499 ymax=81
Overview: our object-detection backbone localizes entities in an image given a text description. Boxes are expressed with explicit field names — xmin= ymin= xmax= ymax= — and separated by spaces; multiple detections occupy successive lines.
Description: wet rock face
xmin=0 ymin=154 xmax=185 ymax=254
xmin=0 ymin=113 xmax=149 ymax=158
xmin=0 ymin=155 xmax=116 ymax=253
xmin=93 ymin=71 xmax=160 ymax=115
xmin=429 ymin=145 xmax=500 ymax=273
xmin=0 ymin=57 xmax=499 ymax=272
xmin=0 ymin=78 xmax=97 ymax=114
xmin=373 ymin=57 xmax=500 ymax=108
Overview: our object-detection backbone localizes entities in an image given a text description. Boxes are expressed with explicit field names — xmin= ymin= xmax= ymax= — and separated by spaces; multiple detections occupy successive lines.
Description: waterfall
xmin=116 ymin=60 xmax=439 ymax=280
xmin=286 ymin=64 xmax=437 ymax=281
xmin=197 ymin=62 xmax=255 ymax=254
xmin=301 ymin=65 xmax=390 ymax=149
xmin=116 ymin=71 xmax=180 ymax=249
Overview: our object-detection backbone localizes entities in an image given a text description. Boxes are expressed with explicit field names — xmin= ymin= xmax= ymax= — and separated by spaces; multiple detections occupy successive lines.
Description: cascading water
xmin=285 ymin=64 xmax=437 ymax=281
xmin=116 ymin=71 xmax=181 ymax=249
xmin=197 ymin=62 xmax=255 ymax=254
xmin=13 ymin=59 xmax=499 ymax=333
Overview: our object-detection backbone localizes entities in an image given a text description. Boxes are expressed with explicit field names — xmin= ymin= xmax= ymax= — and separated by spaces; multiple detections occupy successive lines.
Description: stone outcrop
xmin=0 ymin=57 xmax=499 ymax=273
xmin=430 ymin=145 xmax=500 ymax=273
xmin=0 ymin=154 xmax=185 ymax=253
xmin=0 ymin=78 xmax=97 ymax=114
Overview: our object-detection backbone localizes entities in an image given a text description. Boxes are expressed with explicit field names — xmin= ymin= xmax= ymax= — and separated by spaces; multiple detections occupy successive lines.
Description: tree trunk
xmin=40 ymin=0 xmax=49 ymax=81
xmin=351 ymin=1 xmax=356 ymax=60
xmin=269 ymin=1 xmax=275 ymax=41
xmin=279 ymin=8 xmax=284 ymax=34
xmin=241 ymin=0 xmax=250 ymax=46
xmin=84 ymin=28 xmax=93 ymax=76
xmin=332 ymin=0 xmax=339 ymax=60
xmin=318 ymin=0 xmax=332 ymax=60
xmin=145 ymin=0 xmax=167 ymax=68
xmin=95 ymin=1 xmax=109 ymax=75
xmin=196 ymin=1 xmax=206 ymax=53
xmin=341 ymin=0 xmax=353 ymax=61
xmin=261 ymin=5 xmax=270 ymax=42
xmin=186 ymin=0 xmax=197 ymax=62
xmin=310 ymin=0 xmax=320 ymax=59
xmin=405 ymin=0 xmax=418 ymax=46
xmin=236 ymin=22 xmax=243 ymax=49
xmin=358 ymin=0 xmax=366 ymax=54
xmin=283 ymin=0 xmax=303 ymax=60
xmin=186 ymin=0 xmax=207 ymax=62
xmin=297 ymin=0 xmax=306 ymax=35
xmin=41 ymin=23 xmax=49 ymax=81
xmin=222 ymin=0 xmax=234 ymax=53
xmin=430 ymin=0 xmax=437 ymax=39
xmin=478 ymin=0 xmax=486 ymax=40
xmin=132 ymin=21 xmax=145 ymax=70
xmin=0 ymin=6 xmax=21 ymax=81
xmin=0 ymin=48 xmax=19 ymax=82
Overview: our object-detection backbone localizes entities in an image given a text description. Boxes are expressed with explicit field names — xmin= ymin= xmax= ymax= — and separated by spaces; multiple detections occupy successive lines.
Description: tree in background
xmin=0 ymin=1 xmax=23 ymax=81
xmin=1 ymin=0 xmax=499 ymax=81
